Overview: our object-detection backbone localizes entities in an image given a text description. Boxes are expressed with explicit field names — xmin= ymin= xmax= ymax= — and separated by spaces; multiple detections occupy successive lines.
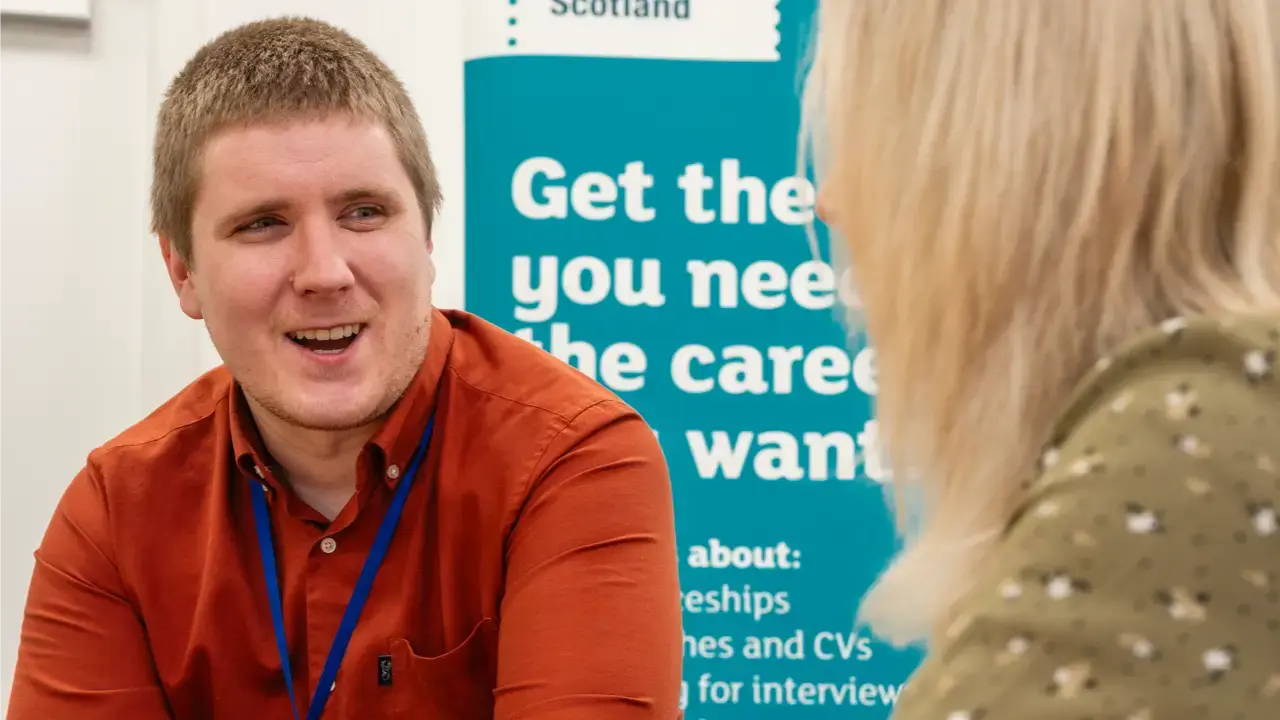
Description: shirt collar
xmin=231 ymin=308 xmax=455 ymax=491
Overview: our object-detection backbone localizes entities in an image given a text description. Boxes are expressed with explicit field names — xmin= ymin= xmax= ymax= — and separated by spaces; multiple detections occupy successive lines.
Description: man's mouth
xmin=287 ymin=323 xmax=364 ymax=354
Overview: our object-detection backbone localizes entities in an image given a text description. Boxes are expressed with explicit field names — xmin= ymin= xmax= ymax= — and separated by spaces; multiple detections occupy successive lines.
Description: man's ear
xmin=159 ymin=235 xmax=204 ymax=320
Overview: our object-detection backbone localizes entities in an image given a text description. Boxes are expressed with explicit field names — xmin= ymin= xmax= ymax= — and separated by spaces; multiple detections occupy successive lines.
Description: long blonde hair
xmin=799 ymin=0 xmax=1280 ymax=646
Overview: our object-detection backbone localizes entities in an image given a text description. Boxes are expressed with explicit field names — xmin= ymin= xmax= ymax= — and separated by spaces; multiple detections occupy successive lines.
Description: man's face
xmin=163 ymin=115 xmax=436 ymax=431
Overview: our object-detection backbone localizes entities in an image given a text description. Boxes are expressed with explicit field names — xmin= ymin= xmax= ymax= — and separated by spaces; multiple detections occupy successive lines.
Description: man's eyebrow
xmin=335 ymin=186 xmax=402 ymax=203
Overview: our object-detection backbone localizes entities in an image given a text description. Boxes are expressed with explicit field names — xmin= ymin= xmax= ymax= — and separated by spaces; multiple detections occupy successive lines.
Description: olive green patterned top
xmin=892 ymin=313 xmax=1280 ymax=720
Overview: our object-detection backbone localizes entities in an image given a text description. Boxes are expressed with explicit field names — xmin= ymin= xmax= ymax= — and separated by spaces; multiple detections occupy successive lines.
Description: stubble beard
xmin=252 ymin=310 xmax=434 ymax=433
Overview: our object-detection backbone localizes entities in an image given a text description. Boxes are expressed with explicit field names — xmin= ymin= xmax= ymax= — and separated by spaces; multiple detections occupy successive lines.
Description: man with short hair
xmin=8 ymin=17 xmax=683 ymax=719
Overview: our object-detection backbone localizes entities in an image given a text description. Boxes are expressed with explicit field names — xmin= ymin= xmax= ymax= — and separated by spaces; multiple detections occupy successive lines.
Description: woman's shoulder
xmin=994 ymin=311 xmax=1280 ymax=705
xmin=891 ymin=313 xmax=1280 ymax=719
xmin=1021 ymin=311 xmax=1280 ymax=557
xmin=1049 ymin=312 xmax=1280 ymax=448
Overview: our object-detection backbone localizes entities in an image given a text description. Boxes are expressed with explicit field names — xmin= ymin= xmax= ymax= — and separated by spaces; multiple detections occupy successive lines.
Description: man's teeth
xmin=290 ymin=324 xmax=363 ymax=341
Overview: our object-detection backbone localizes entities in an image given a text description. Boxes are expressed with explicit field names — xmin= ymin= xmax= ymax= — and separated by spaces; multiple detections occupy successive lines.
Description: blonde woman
xmin=801 ymin=2 xmax=1280 ymax=717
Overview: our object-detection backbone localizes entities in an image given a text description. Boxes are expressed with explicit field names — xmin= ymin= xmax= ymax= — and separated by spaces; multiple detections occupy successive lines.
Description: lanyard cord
xmin=250 ymin=415 xmax=435 ymax=720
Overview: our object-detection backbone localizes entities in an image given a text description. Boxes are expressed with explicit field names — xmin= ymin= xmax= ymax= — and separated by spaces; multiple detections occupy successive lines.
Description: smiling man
xmin=8 ymin=17 xmax=682 ymax=720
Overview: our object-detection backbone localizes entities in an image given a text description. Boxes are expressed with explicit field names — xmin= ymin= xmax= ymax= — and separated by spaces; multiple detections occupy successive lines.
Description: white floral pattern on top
xmin=889 ymin=315 xmax=1280 ymax=720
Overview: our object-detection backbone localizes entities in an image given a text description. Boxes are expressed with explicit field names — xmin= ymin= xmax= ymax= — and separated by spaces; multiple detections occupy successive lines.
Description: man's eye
xmin=238 ymin=217 xmax=281 ymax=232
xmin=348 ymin=206 xmax=384 ymax=220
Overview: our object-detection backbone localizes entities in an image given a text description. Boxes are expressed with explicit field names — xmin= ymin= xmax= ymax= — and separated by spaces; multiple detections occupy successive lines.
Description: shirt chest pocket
xmin=387 ymin=617 xmax=499 ymax=719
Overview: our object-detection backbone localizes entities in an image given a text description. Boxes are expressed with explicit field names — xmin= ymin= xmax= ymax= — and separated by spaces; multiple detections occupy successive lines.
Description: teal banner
xmin=463 ymin=2 xmax=921 ymax=716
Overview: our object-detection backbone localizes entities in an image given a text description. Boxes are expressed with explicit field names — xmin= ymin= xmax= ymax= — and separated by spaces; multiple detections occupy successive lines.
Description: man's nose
xmin=291 ymin=220 xmax=356 ymax=295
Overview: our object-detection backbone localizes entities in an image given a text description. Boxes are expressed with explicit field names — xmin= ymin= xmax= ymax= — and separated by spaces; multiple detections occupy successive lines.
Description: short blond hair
xmin=800 ymin=1 xmax=1280 ymax=645
xmin=151 ymin=16 xmax=441 ymax=263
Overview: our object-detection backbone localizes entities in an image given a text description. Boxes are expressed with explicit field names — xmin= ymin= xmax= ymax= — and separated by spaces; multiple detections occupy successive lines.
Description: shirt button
xmin=320 ymin=537 xmax=337 ymax=554
xmin=387 ymin=464 xmax=401 ymax=480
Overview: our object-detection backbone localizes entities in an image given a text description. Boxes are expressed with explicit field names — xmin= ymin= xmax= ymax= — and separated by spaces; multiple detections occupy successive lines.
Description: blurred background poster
xmin=0 ymin=0 xmax=91 ymax=23
xmin=462 ymin=1 xmax=921 ymax=716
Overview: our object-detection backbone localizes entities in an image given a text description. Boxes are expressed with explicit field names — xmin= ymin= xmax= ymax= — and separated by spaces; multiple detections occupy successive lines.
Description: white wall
xmin=0 ymin=0 xmax=465 ymax=708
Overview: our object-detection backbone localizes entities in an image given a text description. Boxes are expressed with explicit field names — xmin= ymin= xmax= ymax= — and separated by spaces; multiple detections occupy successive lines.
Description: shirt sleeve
xmin=7 ymin=462 xmax=173 ymax=719
xmin=492 ymin=399 xmax=684 ymax=720
xmin=890 ymin=345 xmax=1280 ymax=719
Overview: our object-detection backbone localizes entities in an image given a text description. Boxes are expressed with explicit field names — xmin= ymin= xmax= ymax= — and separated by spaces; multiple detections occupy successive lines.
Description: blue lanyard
xmin=249 ymin=415 xmax=435 ymax=720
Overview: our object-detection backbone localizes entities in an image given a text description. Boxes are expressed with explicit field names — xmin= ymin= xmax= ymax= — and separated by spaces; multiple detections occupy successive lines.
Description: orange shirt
xmin=8 ymin=308 xmax=684 ymax=719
